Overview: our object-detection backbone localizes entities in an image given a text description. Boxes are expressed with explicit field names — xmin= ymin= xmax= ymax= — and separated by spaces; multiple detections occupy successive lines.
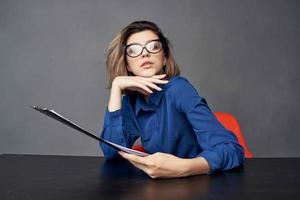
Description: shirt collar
xmin=134 ymin=84 xmax=166 ymax=116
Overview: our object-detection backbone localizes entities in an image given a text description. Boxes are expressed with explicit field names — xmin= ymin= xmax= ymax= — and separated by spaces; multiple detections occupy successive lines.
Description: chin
xmin=137 ymin=70 xmax=158 ymax=77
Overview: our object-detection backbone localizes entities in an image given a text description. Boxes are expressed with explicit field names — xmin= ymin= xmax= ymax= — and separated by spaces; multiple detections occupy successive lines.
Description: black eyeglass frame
xmin=124 ymin=39 xmax=163 ymax=58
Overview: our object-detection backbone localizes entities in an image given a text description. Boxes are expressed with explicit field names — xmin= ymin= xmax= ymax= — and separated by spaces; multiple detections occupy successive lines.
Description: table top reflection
xmin=0 ymin=154 xmax=299 ymax=200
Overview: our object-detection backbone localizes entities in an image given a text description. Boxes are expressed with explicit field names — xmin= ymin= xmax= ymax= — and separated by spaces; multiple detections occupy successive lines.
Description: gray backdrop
xmin=1 ymin=0 xmax=299 ymax=157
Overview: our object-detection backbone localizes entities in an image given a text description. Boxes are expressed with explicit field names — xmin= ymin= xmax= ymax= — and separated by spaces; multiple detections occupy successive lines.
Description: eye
xmin=127 ymin=47 xmax=135 ymax=54
xmin=154 ymin=43 xmax=161 ymax=50
xmin=147 ymin=41 xmax=162 ymax=52
xmin=126 ymin=45 xmax=140 ymax=55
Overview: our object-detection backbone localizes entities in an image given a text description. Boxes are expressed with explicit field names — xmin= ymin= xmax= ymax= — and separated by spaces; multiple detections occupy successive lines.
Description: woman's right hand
xmin=112 ymin=74 xmax=169 ymax=95
xmin=108 ymin=74 xmax=168 ymax=112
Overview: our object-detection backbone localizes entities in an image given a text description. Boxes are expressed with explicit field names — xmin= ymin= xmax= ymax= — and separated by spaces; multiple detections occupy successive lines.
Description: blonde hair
xmin=105 ymin=21 xmax=180 ymax=87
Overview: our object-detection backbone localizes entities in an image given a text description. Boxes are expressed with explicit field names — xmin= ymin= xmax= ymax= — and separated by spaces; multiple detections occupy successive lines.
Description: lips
xmin=140 ymin=61 xmax=153 ymax=68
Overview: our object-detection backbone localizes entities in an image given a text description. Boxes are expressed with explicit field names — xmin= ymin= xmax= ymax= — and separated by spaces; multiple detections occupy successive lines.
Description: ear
xmin=163 ymin=56 xmax=167 ymax=66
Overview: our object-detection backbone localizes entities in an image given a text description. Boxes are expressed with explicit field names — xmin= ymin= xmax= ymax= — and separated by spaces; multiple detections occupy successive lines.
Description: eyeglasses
xmin=124 ymin=39 xmax=163 ymax=58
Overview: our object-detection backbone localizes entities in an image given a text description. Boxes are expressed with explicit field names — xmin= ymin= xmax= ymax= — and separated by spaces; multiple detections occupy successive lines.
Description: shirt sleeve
xmin=100 ymin=96 xmax=139 ymax=159
xmin=169 ymin=77 xmax=245 ymax=173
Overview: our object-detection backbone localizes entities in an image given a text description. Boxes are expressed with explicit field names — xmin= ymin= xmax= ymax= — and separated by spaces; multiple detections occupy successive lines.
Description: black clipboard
xmin=31 ymin=106 xmax=148 ymax=157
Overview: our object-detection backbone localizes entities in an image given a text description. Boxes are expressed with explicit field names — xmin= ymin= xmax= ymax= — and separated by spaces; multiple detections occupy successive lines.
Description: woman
xmin=100 ymin=21 xmax=244 ymax=178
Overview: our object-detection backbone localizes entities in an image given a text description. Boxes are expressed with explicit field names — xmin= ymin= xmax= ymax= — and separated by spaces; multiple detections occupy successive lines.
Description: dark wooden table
xmin=0 ymin=154 xmax=299 ymax=200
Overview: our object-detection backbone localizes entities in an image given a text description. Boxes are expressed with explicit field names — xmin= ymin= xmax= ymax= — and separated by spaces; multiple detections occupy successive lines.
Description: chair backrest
xmin=213 ymin=112 xmax=253 ymax=158
xmin=133 ymin=112 xmax=253 ymax=158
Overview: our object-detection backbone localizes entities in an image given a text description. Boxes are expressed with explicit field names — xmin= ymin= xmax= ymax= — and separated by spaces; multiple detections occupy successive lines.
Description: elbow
xmin=219 ymin=142 xmax=245 ymax=171
xmin=201 ymin=143 xmax=245 ymax=173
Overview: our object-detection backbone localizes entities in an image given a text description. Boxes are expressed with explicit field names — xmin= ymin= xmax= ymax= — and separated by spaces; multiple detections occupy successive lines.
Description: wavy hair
xmin=105 ymin=21 xmax=180 ymax=87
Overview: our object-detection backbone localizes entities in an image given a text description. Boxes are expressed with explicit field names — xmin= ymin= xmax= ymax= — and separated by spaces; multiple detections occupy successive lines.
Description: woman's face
xmin=125 ymin=30 xmax=166 ymax=77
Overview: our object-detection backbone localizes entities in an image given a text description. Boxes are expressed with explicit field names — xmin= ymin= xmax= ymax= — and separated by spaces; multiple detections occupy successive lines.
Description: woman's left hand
xmin=119 ymin=151 xmax=190 ymax=178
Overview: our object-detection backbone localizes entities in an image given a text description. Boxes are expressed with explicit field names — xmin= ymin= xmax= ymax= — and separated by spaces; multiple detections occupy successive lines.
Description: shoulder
xmin=164 ymin=76 xmax=207 ymax=112
xmin=167 ymin=75 xmax=189 ymax=86
xmin=164 ymin=75 xmax=200 ymax=97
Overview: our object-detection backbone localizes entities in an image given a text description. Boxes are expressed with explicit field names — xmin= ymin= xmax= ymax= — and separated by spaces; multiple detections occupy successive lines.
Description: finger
xmin=135 ymin=79 xmax=162 ymax=91
xmin=119 ymin=152 xmax=149 ymax=170
xmin=151 ymin=74 xmax=166 ymax=78
xmin=129 ymin=161 xmax=158 ymax=179
xmin=119 ymin=152 xmax=158 ymax=178
xmin=135 ymin=75 xmax=168 ymax=84
xmin=134 ymin=88 xmax=151 ymax=96
xmin=131 ymin=82 xmax=153 ymax=94
xmin=141 ymin=76 xmax=169 ymax=84
xmin=119 ymin=151 xmax=148 ymax=166
xmin=126 ymin=87 xmax=151 ymax=96
xmin=129 ymin=160 xmax=148 ymax=169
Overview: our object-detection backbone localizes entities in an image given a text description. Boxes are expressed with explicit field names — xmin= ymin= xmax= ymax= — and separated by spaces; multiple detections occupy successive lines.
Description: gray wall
xmin=1 ymin=0 xmax=299 ymax=157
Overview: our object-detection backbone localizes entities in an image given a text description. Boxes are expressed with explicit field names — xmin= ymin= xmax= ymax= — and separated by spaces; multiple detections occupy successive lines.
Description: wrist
xmin=108 ymin=78 xmax=122 ymax=112
xmin=182 ymin=157 xmax=211 ymax=176
xmin=111 ymin=77 xmax=122 ymax=92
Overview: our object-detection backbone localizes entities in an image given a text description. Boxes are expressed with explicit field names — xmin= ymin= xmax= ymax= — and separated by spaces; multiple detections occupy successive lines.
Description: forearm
xmin=181 ymin=157 xmax=210 ymax=176
xmin=108 ymin=82 xmax=122 ymax=112
xmin=101 ymin=87 xmax=125 ymax=159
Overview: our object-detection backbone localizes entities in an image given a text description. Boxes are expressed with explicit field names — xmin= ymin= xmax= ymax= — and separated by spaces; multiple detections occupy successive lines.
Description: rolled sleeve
xmin=199 ymin=150 xmax=222 ymax=173
xmin=100 ymin=109 xmax=127 ymax=159
xmin=199 ymin=141 xmax=245 ymax=173
xmin=103 ymin=108 xmax=122 ymax=128
xmin=100 ymin=97 xmax=139 ymax=159
xmin=170 ymin=77 xmax=245 ymax=172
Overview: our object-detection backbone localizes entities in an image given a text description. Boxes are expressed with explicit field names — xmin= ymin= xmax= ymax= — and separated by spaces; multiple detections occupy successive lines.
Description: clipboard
xmin=31 ymin=106 xmax=149 ymax=157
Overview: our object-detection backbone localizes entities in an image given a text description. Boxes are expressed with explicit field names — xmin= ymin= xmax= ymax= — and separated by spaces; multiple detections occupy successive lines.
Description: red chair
xmin=133 ymin=112 xmax=253 ymax=158
xmin=213 ymin=112 xmax=253 ymax=158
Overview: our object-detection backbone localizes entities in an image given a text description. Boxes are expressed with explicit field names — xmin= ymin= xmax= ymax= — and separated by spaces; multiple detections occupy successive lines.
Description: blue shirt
xmin=100 ymin=76 xmax=244 ymax=173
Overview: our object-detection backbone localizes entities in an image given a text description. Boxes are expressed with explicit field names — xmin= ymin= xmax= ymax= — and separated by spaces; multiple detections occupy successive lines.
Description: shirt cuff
xmin=104 ymin=108 xmax=122 ymax=127
xmin=199 ymin=150 xmax=222 ymax=174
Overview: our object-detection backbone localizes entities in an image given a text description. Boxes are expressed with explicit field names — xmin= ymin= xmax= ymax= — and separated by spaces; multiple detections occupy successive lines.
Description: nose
xmin=141 ymin=47 xmax=150 ymax=57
